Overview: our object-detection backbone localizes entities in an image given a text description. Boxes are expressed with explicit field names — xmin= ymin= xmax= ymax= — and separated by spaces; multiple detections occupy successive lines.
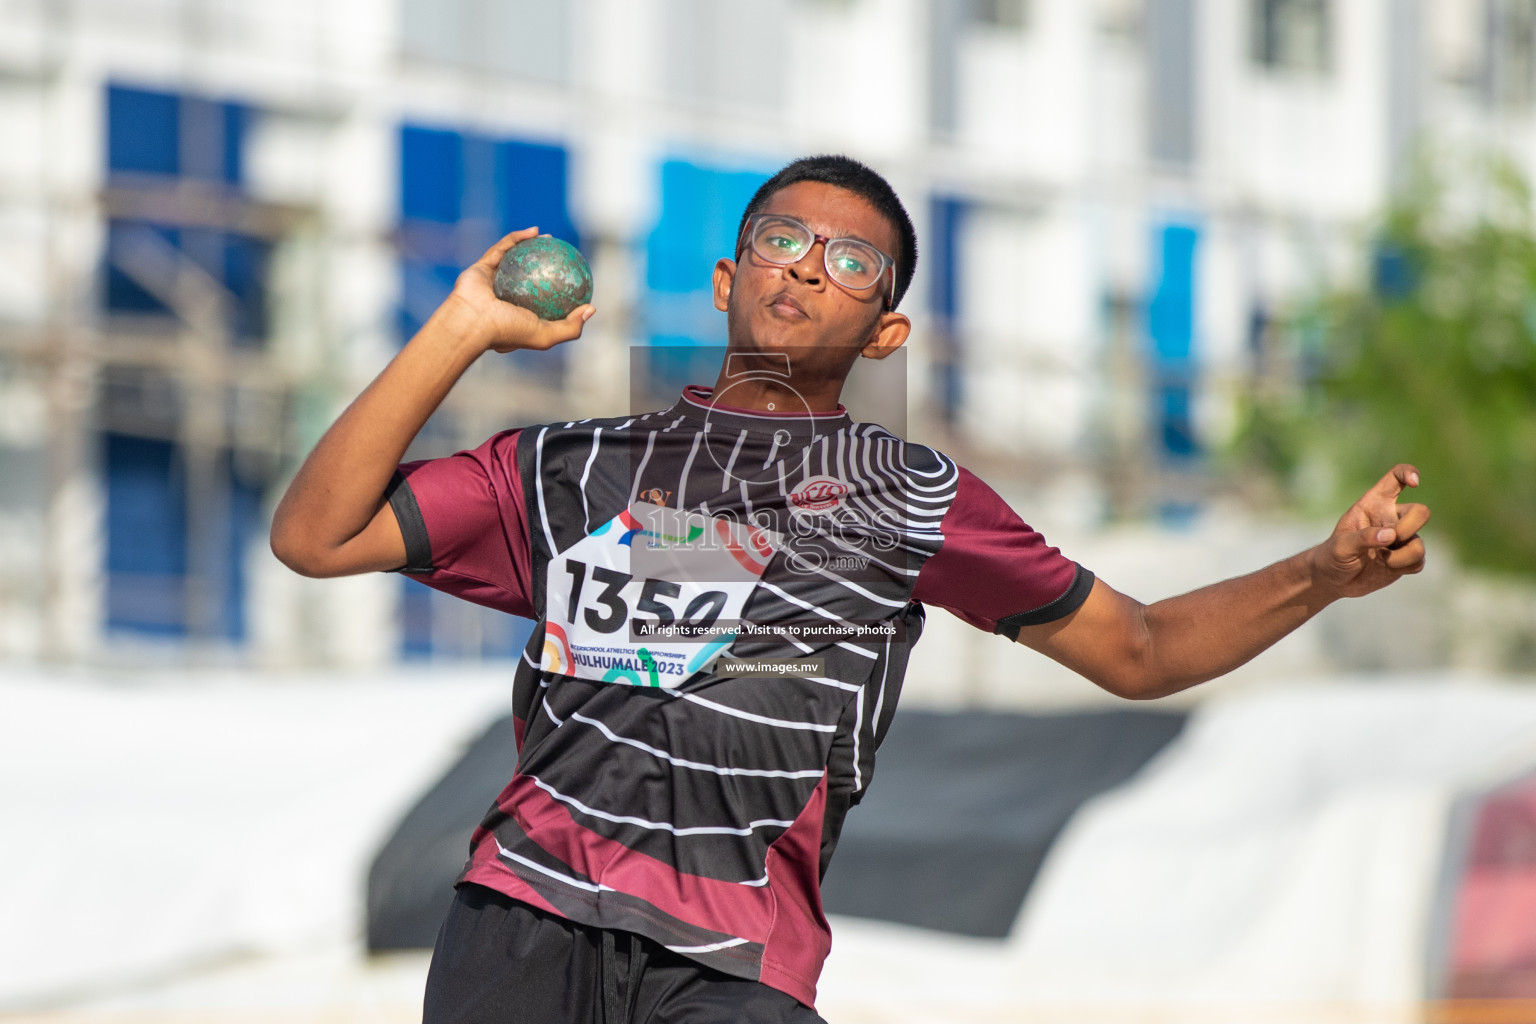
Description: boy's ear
xmin=713 ymin=259 xmax=737 ymax=312
xmin=860 ymin=311 xmax=911 ymax=360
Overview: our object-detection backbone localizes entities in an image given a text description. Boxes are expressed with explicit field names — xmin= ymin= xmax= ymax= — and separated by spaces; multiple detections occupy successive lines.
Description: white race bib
xmin=541 ymin=503 xmax=780 ymax=687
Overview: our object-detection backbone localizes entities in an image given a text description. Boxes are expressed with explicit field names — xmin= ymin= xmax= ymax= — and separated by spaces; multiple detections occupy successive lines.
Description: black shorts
xmin=422 ymin=884 xmax=828 ymax=1024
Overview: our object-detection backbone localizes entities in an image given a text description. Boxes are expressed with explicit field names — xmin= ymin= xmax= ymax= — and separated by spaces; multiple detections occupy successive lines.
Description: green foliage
xmin=1234 ymin=156 xmax=1536 ymax=576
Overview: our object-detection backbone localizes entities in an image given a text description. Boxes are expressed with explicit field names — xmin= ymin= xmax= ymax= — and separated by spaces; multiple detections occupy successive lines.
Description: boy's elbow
xmin=1086 ymin=629 xmax=1174 ymax=701
xmin=269 ymin=526 xmax=329 ymax=578
xmin=1116 ymin=677 xmax=1179 ymax=701
xmin=1090 ymin=660 xmax=1202 ymax=702
xmin=1091 ymin=669 xmax=1167 ymax=702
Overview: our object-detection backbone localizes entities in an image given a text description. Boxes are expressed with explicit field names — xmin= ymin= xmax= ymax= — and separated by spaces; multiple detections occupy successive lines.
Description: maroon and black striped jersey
xmin=390 ymin=385 xmax=1092 ymax=1007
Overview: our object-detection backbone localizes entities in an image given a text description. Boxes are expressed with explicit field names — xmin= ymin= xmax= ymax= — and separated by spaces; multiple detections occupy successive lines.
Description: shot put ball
xmin=492 ymin=236 xmax=594 ymax=320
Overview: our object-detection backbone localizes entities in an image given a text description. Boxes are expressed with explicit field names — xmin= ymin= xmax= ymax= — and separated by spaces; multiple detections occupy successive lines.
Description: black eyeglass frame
xmin=735 ymin=213 xmax=897 ymax=312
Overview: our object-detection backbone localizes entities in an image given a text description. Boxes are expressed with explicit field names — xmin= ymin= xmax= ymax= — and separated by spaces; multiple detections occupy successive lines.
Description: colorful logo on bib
xmin=616 ymin=509 xmax=644 ymax=546
xmin=542 ymin=622 xmax=573 ymax=675
xmin=594 ymin=508 xmax=705 ymax=549
xmin=789 ymin=475 xmax=849 ymax=514
xmin=634 ymin=523 xmax=705 ymax=547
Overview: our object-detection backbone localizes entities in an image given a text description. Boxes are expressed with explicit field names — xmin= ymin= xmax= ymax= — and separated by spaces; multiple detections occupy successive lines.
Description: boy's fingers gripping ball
xmin=493 ymin=236 xmax=594 ymax=320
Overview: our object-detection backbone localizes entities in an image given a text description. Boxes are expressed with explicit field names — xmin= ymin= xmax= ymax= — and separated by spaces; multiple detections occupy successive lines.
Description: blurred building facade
xmin=0 ymin=0 xmax=1532 ymax=668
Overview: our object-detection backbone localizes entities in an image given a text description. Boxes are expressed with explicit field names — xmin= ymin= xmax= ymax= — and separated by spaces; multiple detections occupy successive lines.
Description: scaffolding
xmin=0 ymin=4 xmax=608 ymax=665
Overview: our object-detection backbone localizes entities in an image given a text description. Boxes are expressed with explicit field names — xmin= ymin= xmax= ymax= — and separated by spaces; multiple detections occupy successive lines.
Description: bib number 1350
xmin=563 ymin=559 xmax=728 ymax=636
xmin=540 ymin=502 xmax=779 ymax=687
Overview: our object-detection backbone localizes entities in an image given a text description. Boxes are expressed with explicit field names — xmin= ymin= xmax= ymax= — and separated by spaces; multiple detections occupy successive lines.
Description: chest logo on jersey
xmin=789 ymin=475 xmax=850 ymax=515
xmin=542 ymin=502 xmax=781 ymax=687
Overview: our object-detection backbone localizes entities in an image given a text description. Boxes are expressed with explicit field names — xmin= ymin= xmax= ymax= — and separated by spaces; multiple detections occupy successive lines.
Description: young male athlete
xmin=270 ymin=156 xmax=1429 ymax=1023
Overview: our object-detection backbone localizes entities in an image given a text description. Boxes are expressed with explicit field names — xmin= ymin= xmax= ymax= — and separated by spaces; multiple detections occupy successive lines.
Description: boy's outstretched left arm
xmin=1017 ymin=465 xmax=1430 ymax=700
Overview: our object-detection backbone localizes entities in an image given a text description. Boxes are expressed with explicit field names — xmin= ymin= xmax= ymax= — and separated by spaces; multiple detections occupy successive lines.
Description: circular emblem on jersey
xmin=790 ymin=475 xmax=850 ymax=515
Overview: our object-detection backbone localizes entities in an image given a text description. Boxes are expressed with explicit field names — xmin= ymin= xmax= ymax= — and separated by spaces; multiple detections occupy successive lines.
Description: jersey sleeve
xmin=912 ymin=466 xmax=1094 ymax=640
xmin=385 ymin=428 xmax=535 ymax=619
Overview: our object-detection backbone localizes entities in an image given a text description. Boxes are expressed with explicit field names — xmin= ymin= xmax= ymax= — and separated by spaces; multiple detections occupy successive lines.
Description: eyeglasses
xmin=737 ymin=214 xmax=896 ymax=310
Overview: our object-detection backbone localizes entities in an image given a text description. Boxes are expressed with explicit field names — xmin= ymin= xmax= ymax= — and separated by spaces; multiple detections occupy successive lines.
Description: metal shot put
xmin=492 ymin=235 xmax=593 ymax=320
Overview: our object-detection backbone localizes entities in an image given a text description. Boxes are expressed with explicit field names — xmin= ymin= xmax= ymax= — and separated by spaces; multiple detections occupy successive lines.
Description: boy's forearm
xmin=269 ymin=227 xmax=595 ymax=577
xmin=1136 ymin=548 xmax=1334 ymax=698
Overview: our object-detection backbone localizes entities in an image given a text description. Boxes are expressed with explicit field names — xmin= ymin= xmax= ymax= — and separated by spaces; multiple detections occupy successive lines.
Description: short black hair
xmin=736 ymin=155 xmax=919 ymax=310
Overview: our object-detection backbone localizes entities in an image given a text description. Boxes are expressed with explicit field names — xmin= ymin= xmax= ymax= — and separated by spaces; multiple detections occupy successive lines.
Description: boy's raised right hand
xmin=439 ymin=227 xmax=595 ymax=354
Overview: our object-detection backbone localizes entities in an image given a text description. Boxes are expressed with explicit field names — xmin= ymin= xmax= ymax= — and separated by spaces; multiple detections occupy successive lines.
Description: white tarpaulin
xmin=818 ymin=676 xmax=1536 ymax=1023
xmin=7 ymin=669 xmax=1536 ymax=1023
xmin=0 ymin=666 xmax=510 ymax=1011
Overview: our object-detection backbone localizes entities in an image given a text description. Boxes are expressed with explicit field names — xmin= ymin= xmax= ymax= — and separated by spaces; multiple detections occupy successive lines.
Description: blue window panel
xmin=397 ymin=125 xmax=579 ymax=349
xmin=101 ymin=84 xmax=265 ymax=645
xmin=103 ymin=221 xmax=270 ymax=342
xmin=1156 ymin=384 xmax=1199 ymax=458
xmin=647 ymin=161 xmax=710 ymax=296
xmin=172 ymin=94 xmax=247 ymax=184
xmin=496 ymin=139 xmax=578 ymax=244
xmin=459 ymin=133 xmax=500 ymax=232
xmin=644 ymin=158 xmax=770 ymax=367
xmin=105 ymin=434 xmax=187 ymax=577
xmin=104 ymin=85 xmax=264 ymax=340
xmin=401 ymin=125 xmax=464 ymax=224
xmin=106 ymin=84 xmax=246 ymax=183
xmin=929 ymin=196 xmax=966 ymax=422
xmin=220 ymin=231 xmax=271 ymax=342
xmin=402 ymin=131 xmax=578 ymax=249
xmin=107 ymin=85 xmax=180 ymax=176
xmin=175 ymin=225 xmax=271 ymax=341
xmin=104 ymin=221 xmax=178 ymax=315
xmin=1146 ymin=221 xmax=1201 ymax=462
xmin=1147 ymin=222 xmax=1198 ymax=366
xmin=929 ymin=196 xmax=966 ymax=322
xmin=103 ymin=435 xmax=260 ymax=640
xmin=104 ymin=434 xmax=187 ymax=636
xmin=646 ymin=160 xmax=768 ymax=298
xmin=221 ymin=100 xmax=246 ymax=185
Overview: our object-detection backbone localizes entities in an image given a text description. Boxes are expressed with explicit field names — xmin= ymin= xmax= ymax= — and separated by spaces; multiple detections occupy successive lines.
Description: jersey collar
xmin=671 ymin=384 xmax=851 ymax=441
